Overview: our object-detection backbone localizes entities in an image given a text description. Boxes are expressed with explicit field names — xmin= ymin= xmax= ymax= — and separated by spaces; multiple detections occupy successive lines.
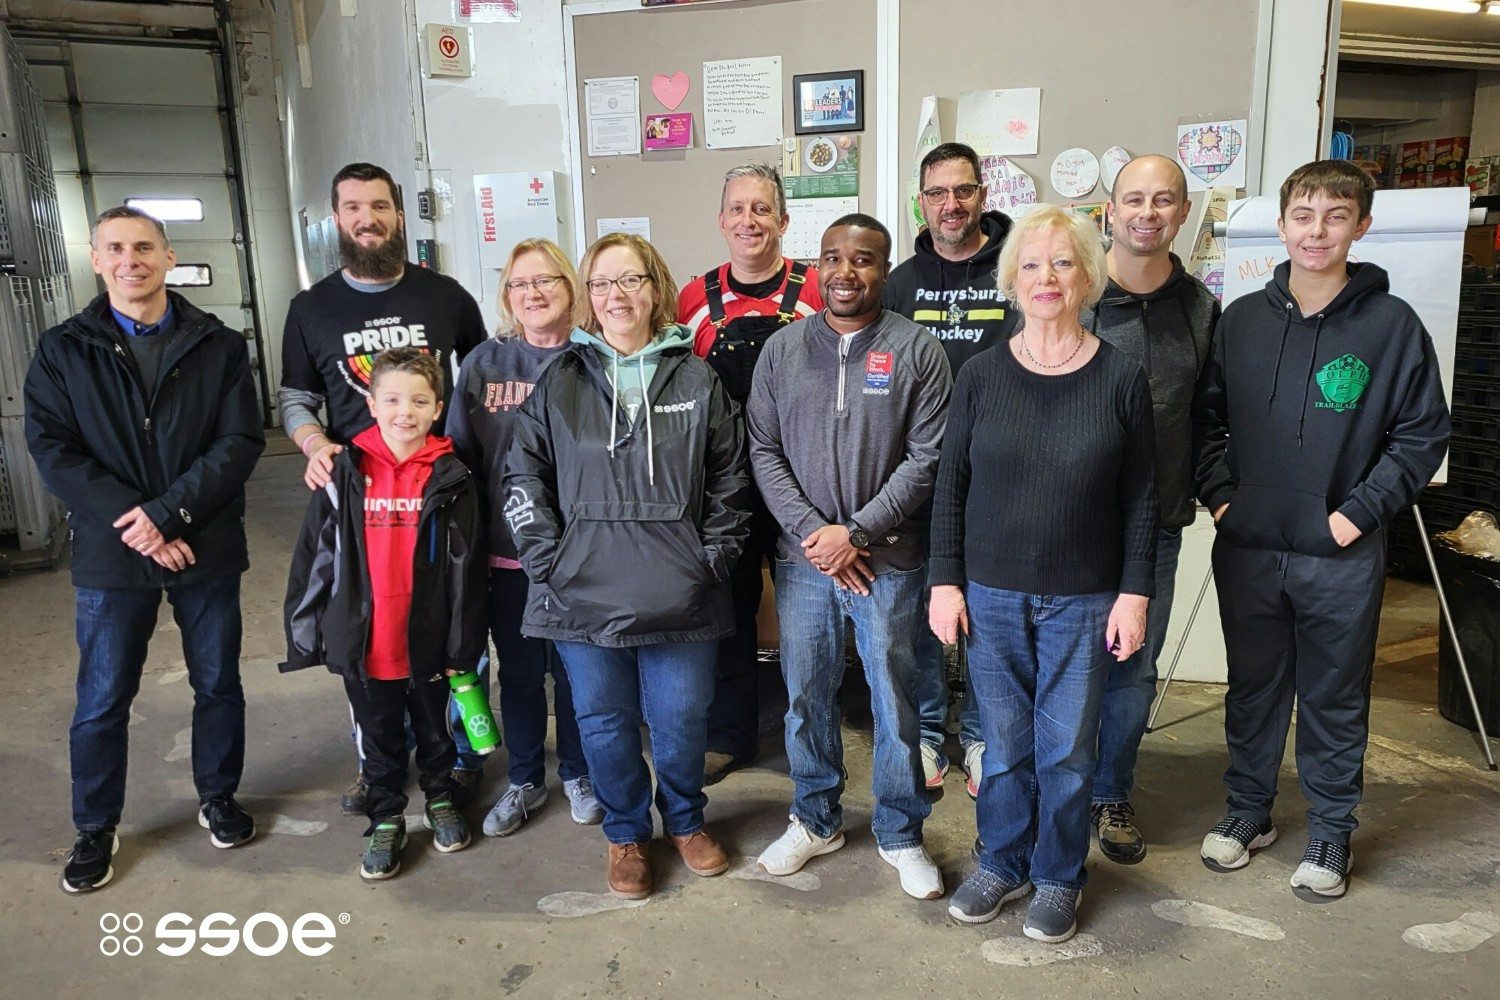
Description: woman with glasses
xmin=446 ymin=238 xmax=604 ymax=839
xmin=928 ymin=205 xmax=1157 ymax=944
xmin=505 ymin=232 xmax=749 ymax=900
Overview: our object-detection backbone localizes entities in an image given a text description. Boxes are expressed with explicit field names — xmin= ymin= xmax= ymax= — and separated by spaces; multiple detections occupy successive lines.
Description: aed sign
xmin=424 ymin=24 xmax=473 ymax=78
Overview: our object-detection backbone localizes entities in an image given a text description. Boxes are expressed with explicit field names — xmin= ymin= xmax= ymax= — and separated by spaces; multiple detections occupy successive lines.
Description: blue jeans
xmin=916 ymin=617 xmax=983 ymax=750
xmin=486 ymin=567 xmax=586 ymax=786
xmin=554 ymin=639 xmax=717 ymax=844
xmin=966 ymin=582 xmax=1115 ymax=891
xmin=72 ymin=576 xmax=246 ymax=832
xmin=1092 ymin=526 xmax=1182 ymax=804
xmin=775 ymin=557 xmax=930 ymax=850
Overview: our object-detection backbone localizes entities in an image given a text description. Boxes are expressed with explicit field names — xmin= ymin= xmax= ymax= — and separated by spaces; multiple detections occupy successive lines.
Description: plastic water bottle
xmin=448 ymin=671 xmax=499 ymax=755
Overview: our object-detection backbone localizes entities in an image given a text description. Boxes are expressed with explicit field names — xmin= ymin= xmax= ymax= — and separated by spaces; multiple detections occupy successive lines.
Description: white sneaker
xmin=879 ymin=844 xmax=944 ymax=900
xmin=920 ymin=742 xmax=949 ymax=788
xmin=757 ymin=815 xmax=845 ymax=875
xmin=963 ymin=742 xmax=985 ymax=799
xmin=563 ymin=776 xmax=603 ymax=826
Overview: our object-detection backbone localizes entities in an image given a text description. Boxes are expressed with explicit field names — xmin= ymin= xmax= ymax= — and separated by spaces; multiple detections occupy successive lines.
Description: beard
xmin=931 ymin=212 xmax=980 ymax=250
xmin=339 ymin=223 xmax=407 ymax=280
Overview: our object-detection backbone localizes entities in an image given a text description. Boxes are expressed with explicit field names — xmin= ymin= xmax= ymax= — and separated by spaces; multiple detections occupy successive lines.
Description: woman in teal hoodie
xmin=505 ymin=233 xmax=750 ymax=901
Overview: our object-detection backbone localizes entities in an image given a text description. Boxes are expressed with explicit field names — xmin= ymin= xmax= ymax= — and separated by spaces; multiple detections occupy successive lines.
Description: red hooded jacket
xmin=354 ymin=424 xmax=455 ymax=680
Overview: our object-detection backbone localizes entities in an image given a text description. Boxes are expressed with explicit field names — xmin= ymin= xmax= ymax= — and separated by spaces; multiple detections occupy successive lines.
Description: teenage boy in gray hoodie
xmin=748 ymin=214 xmax=953 ymax=901
xmin=1082 ymin=154 xmax=1219 ymax=865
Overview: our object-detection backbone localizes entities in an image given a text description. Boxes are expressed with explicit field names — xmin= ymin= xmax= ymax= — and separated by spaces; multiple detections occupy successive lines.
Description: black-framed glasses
xmin=586 ymin=274 xmax=651 ymax=296
xmin=920 ymin=184 xmax=981 ymax=205
xmin=504 ymin=275 xmax=564 ymax=293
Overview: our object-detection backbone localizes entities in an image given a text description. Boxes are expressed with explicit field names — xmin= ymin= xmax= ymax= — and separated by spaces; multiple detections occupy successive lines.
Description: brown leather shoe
xmin=670 ymin=828 xmax=729 ymax=877
xmin=607 ymin=842 xmax=652 ymax=899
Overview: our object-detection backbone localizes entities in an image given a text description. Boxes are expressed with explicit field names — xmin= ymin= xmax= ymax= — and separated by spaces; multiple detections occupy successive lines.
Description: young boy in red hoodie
xmin=283 ymin=347 xmax=487 ymax=879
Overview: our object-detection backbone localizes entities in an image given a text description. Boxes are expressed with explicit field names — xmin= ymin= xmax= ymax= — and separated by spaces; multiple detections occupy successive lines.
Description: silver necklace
xmin=1020 ymin=327 xmax=1085 ymax=370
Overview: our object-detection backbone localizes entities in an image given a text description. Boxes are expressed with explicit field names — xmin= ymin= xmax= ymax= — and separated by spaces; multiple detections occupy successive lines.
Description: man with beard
xmin=747 ymin=215 xmax=952 ymax=899
xmin=279 ymin=162 xmax=486 ymax=813
xmin=882 ymin=142 xmax=1017 ymax=796
xmin=677 ymin=163 xmax=824 ymax=785
xmin=1082 ymin=154 xmax=1218 ymax=864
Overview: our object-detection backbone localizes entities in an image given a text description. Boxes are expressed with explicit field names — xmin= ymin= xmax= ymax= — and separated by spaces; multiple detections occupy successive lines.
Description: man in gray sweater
xmin=747 ymin=214 xmax=953 ymax=900
xmin=1083 ymin=154 xmax=1219 ymax=864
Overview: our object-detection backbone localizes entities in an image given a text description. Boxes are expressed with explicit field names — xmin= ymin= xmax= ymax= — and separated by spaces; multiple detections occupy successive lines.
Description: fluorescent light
xmin=125 ymin=197 xmax=204 ymax=222
xmin=1346 ymin=0 xmax=1500 ymax=13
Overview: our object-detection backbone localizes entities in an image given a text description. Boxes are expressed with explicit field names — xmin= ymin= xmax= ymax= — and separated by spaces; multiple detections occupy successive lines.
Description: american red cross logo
xmin=529 ymin=177 xmax=545 ymax=194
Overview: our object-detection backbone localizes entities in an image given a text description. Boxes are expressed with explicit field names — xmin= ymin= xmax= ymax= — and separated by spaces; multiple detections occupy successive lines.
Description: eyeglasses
xmin=920 ymin=184 xmax=981 ymax=205
xmin=504 ymin=275 xmax=564 ymax=293
xmin=586 ymin=274 xmax=652 ymax=296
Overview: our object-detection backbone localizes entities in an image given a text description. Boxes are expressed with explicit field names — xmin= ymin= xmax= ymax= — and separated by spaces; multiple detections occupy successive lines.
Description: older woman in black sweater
xmin=929 ymin=204 xmax=1158 ymax=944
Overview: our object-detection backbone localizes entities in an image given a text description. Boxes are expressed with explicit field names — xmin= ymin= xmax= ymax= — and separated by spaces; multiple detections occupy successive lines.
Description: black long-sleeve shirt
xmin=929 ymin=340 xmax=1159 ymax=597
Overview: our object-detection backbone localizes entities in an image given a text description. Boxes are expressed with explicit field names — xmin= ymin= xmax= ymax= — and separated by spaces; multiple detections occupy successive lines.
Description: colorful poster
xmin=980 ymin=155 xmax=1039 ymax=218
xmin=1187 ymin=186 xmax=1232 ymax=301
xmin=644 ymin=113 xmax=693 ymax=150
xmin=909 ymin=95 xmax=942 ymax=232
xmin=956 ymin=87 xmax=1041 ymax=157
xmin=1176 ymin=119 xmax=1247 ymax=192
xmin=782 ymin=135 xmax=859 ymax=199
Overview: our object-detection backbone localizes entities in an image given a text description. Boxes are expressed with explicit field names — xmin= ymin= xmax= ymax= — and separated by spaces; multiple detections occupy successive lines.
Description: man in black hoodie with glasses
xmin=883 ymin=142 xmax=1017 ymax=799
xmin=1082 ymin=154 xmax=1219 ymax=866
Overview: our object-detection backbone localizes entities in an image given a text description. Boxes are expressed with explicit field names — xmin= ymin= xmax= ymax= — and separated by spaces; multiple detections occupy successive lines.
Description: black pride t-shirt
xmin=280 ymin=265 xmax=488 ymax=441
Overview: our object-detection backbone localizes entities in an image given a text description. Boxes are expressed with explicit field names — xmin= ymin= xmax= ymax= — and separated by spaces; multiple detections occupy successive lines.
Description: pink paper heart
xmin=651 ymin=72 xmax=690 ymax=112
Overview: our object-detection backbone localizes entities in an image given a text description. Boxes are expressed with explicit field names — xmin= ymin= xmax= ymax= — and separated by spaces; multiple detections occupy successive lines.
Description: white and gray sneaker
xmin=1290 ymin=839 xmax=1352 ymax=903
xmin=948 ymin=869 xmax=1031 ymax=923
xmin=1200 ymin=816 xmax=1278 ymax=872
xmin=482 ymin=782 xmax=547 ymax=837
xmin=563 ymin=776 xmax=604 ymax=825
xmin=878 ymin=844 xmax=944 ymax=900
xmin=1023 ymin=886 xmax=1082 ymax=943
xmin=757 ymin=815 xmax=845 ymax=875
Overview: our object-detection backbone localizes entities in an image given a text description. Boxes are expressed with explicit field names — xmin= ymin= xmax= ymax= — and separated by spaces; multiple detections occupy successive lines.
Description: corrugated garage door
xmin=28 ymin=37 xmax=264 ymax=416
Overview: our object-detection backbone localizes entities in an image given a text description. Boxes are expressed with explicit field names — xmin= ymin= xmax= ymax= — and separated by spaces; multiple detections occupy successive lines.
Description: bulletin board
xmin=895 ymin=0 xmax=1267 ymax=254
xmin=570 ymin=0 xmax=877 ymax=285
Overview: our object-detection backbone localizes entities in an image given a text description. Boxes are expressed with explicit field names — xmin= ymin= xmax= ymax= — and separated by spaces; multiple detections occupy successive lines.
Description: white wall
xmin=1473 ymin=70 xmax=1500 ymax=158
xmin=1259 ymin=0 xmax=1337 ymax=192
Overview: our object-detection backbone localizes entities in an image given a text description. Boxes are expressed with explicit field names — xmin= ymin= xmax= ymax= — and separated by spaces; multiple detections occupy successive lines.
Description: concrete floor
xmin=3 ymin=451 xmax=1498 ymax=1000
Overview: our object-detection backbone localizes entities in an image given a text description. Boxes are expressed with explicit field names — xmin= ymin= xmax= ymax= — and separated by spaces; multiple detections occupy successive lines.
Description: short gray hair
xmin=91 ymin=206 xmax=171 ymax=248
xmin=996 ymin=205 xmax=1109 ymax=311
xmin=720 ymin=163 xmax=787 ymax=219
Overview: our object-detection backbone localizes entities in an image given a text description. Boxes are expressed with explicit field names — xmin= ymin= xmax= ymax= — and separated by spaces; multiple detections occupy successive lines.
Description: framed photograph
xmin=793 ymin=70 xmax=864 ymax=135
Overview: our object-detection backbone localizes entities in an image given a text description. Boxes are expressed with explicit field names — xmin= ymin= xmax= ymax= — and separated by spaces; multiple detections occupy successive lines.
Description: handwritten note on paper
xmin=702 ymin=56 xmax=782 ymax=150
xmin=957 ymin=88 xmax=1041 ymax=157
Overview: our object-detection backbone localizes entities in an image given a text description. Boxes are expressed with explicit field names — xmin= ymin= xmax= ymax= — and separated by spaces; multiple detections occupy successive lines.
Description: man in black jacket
xmin=1083 ymin=154 xmax=1219 ymax=865
xmin=882 ymin=142 xmax=1016 ymax=796
xmin=25 ymin=206 xmax=265 ymax=893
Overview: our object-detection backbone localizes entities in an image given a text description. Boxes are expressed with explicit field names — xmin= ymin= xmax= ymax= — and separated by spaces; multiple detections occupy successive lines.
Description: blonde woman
xmin=505 ymin=233 xmax=749 ymax=899
xmin=928 ymin=205 xmax=1158 ymax=942
xmin=447 ymin=239 xmax=601 ymax=837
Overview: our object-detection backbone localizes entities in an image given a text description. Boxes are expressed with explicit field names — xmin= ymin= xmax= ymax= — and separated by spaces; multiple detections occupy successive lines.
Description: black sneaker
xmin=423 ymin=795 xmax=471 ymax=853
xmin=360 ymin=816 xmax=408 ymax=880
xmin=61 ymin=830 xmax=118 ymax=893
xmin=341 ymin=773 xmax=369 ymax=816
xmin=1023 ymin=885 xmax=1082 ymax=943
xmin=1092 ymin=801 xmax=1146 ymax=865
xmin=199 ymin=795 xmax=256 ymax=849
xmin=1200 ymin=815 xmax=1278 ymax=872
xmin=450 ymin=768 xmax=481 ymax=808
xmin=947 ymin=869 xmax=1033 ymax=924
xmin=1290 ymin=839 xmax=1352 ymax=903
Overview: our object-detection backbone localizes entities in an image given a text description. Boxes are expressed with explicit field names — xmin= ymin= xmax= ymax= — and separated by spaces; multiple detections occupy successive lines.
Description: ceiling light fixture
xmin=1346 ymin=0 xmax=1500 ymax=14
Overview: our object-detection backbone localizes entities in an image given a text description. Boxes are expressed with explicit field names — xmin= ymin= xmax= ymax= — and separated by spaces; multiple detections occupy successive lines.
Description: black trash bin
xmin=1432 ymin=541 xmax=1500 ymax=734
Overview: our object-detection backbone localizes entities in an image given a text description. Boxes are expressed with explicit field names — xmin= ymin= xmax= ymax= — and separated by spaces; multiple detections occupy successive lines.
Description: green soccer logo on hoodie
xmin=1314 ymin=353 xmax=1371 ymax=413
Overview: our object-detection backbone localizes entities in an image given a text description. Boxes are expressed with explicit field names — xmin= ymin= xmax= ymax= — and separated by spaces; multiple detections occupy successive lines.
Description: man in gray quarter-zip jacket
xmin=1080 ymin=154 xmax=1219 ymax=866
xmin=746 ymin=214 xmax=953 ymax=901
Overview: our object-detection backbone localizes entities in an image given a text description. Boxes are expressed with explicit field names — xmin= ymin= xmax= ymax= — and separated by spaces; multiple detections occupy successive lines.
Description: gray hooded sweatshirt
xmin=746 ymin=308 xmax=952 ymax=573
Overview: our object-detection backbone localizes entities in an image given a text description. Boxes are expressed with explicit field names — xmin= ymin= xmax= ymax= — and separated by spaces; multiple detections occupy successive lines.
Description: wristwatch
xmin=845 ymin=521 xmax=870 ymax=549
